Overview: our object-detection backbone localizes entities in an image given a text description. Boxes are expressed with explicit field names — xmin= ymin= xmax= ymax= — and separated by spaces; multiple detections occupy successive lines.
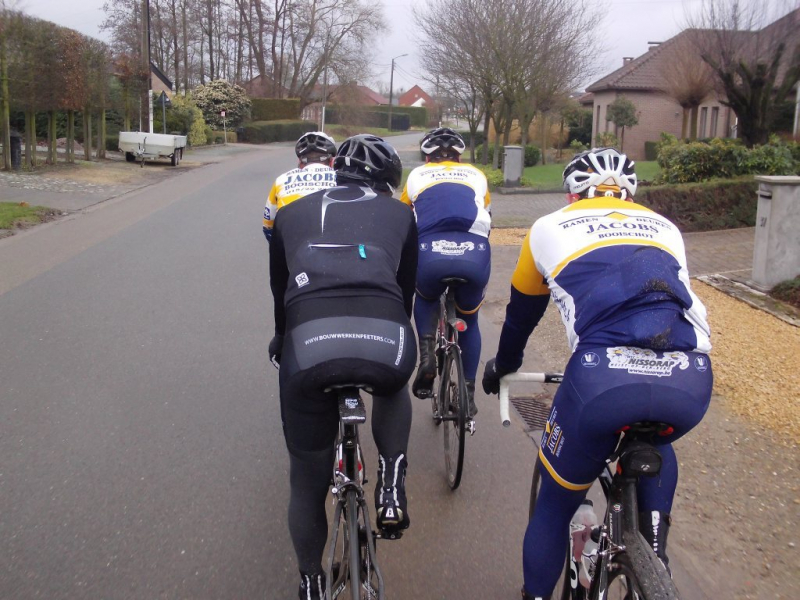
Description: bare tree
xmin=660 ymin=31 xmax=716 ymax=139
xmin=416 ymin=0 xmax=600 ymax=166
xmin=687 ymin=0 xmax=800 ymax=146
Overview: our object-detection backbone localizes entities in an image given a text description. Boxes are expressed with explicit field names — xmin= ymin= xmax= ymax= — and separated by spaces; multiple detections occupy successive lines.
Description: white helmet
xmin=562 ymin=147 xmax=637 ymax=200
xmin=295 ymin=131 xmax=336 ymax=161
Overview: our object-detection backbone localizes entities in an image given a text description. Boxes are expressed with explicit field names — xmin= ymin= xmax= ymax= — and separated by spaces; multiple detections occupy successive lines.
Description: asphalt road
xmin=0 ymin=134 xmax=707 ymax=599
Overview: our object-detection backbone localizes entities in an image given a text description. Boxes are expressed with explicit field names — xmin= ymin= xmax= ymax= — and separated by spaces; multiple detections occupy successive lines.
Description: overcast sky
xmin=11 ymin=0 xmax=758 ymax=94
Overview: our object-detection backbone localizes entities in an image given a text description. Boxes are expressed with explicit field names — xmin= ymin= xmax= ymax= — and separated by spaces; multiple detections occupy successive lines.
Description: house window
xmin=699 ymin=107 xmax=708 ymax=138
xmin=605 ymin=105 xmax=611 ymax=132
xmin=710 ymin=107 xmax=719 ymax=137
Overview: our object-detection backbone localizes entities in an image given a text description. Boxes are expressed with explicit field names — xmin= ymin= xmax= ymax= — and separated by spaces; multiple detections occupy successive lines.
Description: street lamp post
xmin=387 ymin=53 xmax=408 ymax=131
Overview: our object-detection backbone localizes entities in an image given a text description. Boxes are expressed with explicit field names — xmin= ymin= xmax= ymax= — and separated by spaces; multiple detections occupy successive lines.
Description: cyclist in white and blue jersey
xmin=401 ymin=128 xmax=491 ymax=416
xmin=482 ymin=147 xmax=713 ymax=600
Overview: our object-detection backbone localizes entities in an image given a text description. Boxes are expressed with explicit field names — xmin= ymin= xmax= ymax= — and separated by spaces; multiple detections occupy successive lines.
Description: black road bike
xmin=429 ymin=277 xmax=475 ymax=489
xmin=500 ymin=374 xmax=681 ymax=600
xmin=325 ymin=386 xmax=399 ymax=600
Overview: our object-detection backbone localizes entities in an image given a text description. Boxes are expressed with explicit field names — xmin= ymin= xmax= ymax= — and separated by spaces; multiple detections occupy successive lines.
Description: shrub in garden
xmin=595 ymin=132 xmax=619 ymax=147
xmin=192 ymin=81 xmax=251 ymax=128
xmin=471 ymin=164 xmax=503 ymax=188
xmin=152 ymin=93 xmax=208 ymax=146
xmin=656 ymin=133 xmax=798 ymax=183
xmin=638 ymin=180 xmax=757 ymax=232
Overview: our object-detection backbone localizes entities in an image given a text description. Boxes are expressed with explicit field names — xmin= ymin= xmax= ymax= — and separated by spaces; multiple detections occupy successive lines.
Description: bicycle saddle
xmin=440 ymin=277 xmax=468 ymax=286
xmin=616 ymin=421 xmax=674 ymax=477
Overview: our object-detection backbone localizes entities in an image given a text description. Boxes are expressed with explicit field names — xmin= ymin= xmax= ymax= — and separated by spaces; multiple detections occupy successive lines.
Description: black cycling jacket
xmin=269 ymin=184 xmax=418 ymax=336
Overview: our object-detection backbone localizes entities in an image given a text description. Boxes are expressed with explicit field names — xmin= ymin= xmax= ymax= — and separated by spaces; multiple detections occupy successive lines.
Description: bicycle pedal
xmin=468 ymin=419 xmax=476 ymax=436
xmin=378 ymin=528 xmax=403 ymax=540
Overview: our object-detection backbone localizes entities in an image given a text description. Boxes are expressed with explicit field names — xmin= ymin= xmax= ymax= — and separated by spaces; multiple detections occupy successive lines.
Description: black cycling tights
xmin=284 ymin=388 xmax=412 ymax=575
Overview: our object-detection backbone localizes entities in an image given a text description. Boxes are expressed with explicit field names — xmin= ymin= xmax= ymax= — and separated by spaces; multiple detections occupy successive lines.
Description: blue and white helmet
xmin=562 ymin=147 xmax=637 ymax=200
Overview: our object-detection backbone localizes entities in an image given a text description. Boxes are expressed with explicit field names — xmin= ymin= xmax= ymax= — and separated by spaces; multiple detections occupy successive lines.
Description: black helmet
xmin=562 ymin=147 xmax=638 ymax=200
xmin=295 ymin=131 xmax=336 ymax=161
xmin=333 ymin=134 xmax=403 ymax=190
xmin=420 ymin=127 xmax=465 ymax=157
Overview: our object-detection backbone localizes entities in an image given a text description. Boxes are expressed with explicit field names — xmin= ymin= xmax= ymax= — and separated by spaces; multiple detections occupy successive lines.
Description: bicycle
xmin=428 ymin=277 xmax=474 ymax=490
xmin=325 ymin=385 xmax=399 ymax=600
xmin=500 ymin=373 xmax=681 ymax=600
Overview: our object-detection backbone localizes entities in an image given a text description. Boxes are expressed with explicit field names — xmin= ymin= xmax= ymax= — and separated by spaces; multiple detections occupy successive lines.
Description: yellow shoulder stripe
xmin=564 ymin=198 xmax=653 ymax=213
xmin=510 ymin=230 xmax=550 ymax=295
xmin=551 ymin=239 xmax=677 ymax=278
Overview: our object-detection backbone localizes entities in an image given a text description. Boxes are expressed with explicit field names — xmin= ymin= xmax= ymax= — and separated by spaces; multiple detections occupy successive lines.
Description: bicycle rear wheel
xmin=529 ymin=457 xmax=582 ymax=600
xmin=440 ymin=344 xmax=467 ymax=489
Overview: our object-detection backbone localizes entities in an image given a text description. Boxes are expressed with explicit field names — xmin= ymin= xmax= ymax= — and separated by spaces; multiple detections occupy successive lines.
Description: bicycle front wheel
xmin=440 ymin=344 xmax=467 ymax=489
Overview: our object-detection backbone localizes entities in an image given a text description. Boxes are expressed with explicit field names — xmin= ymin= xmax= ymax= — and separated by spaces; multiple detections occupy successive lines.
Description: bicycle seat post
xmin=337 ymin=388 xmax=367 ymax=482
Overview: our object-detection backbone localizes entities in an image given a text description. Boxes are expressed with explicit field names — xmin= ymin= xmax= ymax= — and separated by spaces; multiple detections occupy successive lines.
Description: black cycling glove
xmin=482 ymin=358 xmax=515 ymax=395
xmin=269 ymin=335 xmax=284 ymax=369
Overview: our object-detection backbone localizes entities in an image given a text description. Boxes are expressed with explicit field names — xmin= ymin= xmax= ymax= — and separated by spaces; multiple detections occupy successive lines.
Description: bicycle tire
xmin=346 ymin=491 xmax=362 ymax=600
xmin=441 ymin=344 xmax=467 ymax=489
xmin=430 ymin=303 xmax=447 ymax=426
xmin=612 ymin=532 xmax=681 ymax=600
xmin=528 ymin=457 xmax=578 ymax=600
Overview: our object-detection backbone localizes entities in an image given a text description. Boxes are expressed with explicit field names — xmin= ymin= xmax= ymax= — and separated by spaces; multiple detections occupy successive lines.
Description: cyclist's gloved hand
xmin=482 ymin=358 xmax=514 ymax=395
xmin=269 ymin=335 xmax=284 ymax=369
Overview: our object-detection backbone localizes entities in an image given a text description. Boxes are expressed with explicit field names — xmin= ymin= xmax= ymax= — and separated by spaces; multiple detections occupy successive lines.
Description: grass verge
xmin=0 ymin=202 xmax=58 ymax=230
xmin=521 ymin=160 xmax=661 ymax=191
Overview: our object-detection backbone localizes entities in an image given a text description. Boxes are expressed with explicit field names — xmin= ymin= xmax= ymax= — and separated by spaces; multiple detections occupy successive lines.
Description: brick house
xmin=585 ymin=31 xmax=735 ymax=161
xmin=585 ymin=9 xmax=800 ymax=160
xmin=398 ymin=85 xmax=433 ymax=108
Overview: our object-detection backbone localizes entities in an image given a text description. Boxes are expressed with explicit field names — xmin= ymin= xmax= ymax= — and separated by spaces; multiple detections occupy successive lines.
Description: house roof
xmin=398 ymin=85 xmax=433 ymax=106
xmin=357 ymin=85 xmax=389 ymax=105
xmin=586 ymin=8 xmax=799 ymax=94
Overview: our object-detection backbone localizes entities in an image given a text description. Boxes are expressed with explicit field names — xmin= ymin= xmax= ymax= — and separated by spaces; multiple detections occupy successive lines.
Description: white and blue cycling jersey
xmin=497 ymin=197 xmax=711 ymax=371
xmin=400 ymin=161 xmax=491 ymax=238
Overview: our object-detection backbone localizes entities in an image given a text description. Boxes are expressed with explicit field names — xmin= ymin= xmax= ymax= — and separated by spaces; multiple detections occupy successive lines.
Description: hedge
xmin=238 ymin=120 xmax=317 ymax=144
xmin=656 ymin=134 xmax=798 ymax=183
xmin=325 ymin=107 xmax=410 ymax=131
xmin=250 ymin=98 xmax=302 ymax=121
xmin=210 ymin=130 xmax=237 ymax=144
xmin=325 ymin=104 xmax=427 ymax=129
xmin=638 ymin=179 xmax=758 ymax=232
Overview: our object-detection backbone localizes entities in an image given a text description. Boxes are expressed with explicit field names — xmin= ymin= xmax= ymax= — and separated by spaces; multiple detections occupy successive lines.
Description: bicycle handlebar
xmin=499 ymin=372 xmax=564 ymax=427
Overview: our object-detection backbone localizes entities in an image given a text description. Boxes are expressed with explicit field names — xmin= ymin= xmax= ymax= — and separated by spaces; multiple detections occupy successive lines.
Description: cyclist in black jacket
xmin=268 ymin=134 xmax=418 ymax=600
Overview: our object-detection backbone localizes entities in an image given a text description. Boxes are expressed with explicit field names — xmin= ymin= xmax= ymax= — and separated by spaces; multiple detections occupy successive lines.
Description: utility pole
xmin=387 ymin=54 xmax=407 ymax=131
xmin=141 ymin=0 xmax=153 ymax=133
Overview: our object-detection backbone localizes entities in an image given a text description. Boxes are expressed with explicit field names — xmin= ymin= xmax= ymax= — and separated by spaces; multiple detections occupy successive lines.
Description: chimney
xmin=647 ymin=41 xmax=662 ymax=50
xmin=623 ymin=57 xmax=634 ymax=65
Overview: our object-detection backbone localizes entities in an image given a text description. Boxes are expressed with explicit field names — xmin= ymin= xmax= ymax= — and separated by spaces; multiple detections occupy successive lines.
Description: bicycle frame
xmin=500 ymin=374 xmax=680 ymax=600
xmin=590 ymin=437 xmax=678 ymax=600
xmin=325 ymin=388 xmax=385 ymax=600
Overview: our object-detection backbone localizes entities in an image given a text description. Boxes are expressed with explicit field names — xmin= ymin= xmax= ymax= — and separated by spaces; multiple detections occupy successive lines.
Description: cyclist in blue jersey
xmin=482 ymin=147 xmax=713 ymax=600
xmin=401 ymin=128 xmax=491 ymax=417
